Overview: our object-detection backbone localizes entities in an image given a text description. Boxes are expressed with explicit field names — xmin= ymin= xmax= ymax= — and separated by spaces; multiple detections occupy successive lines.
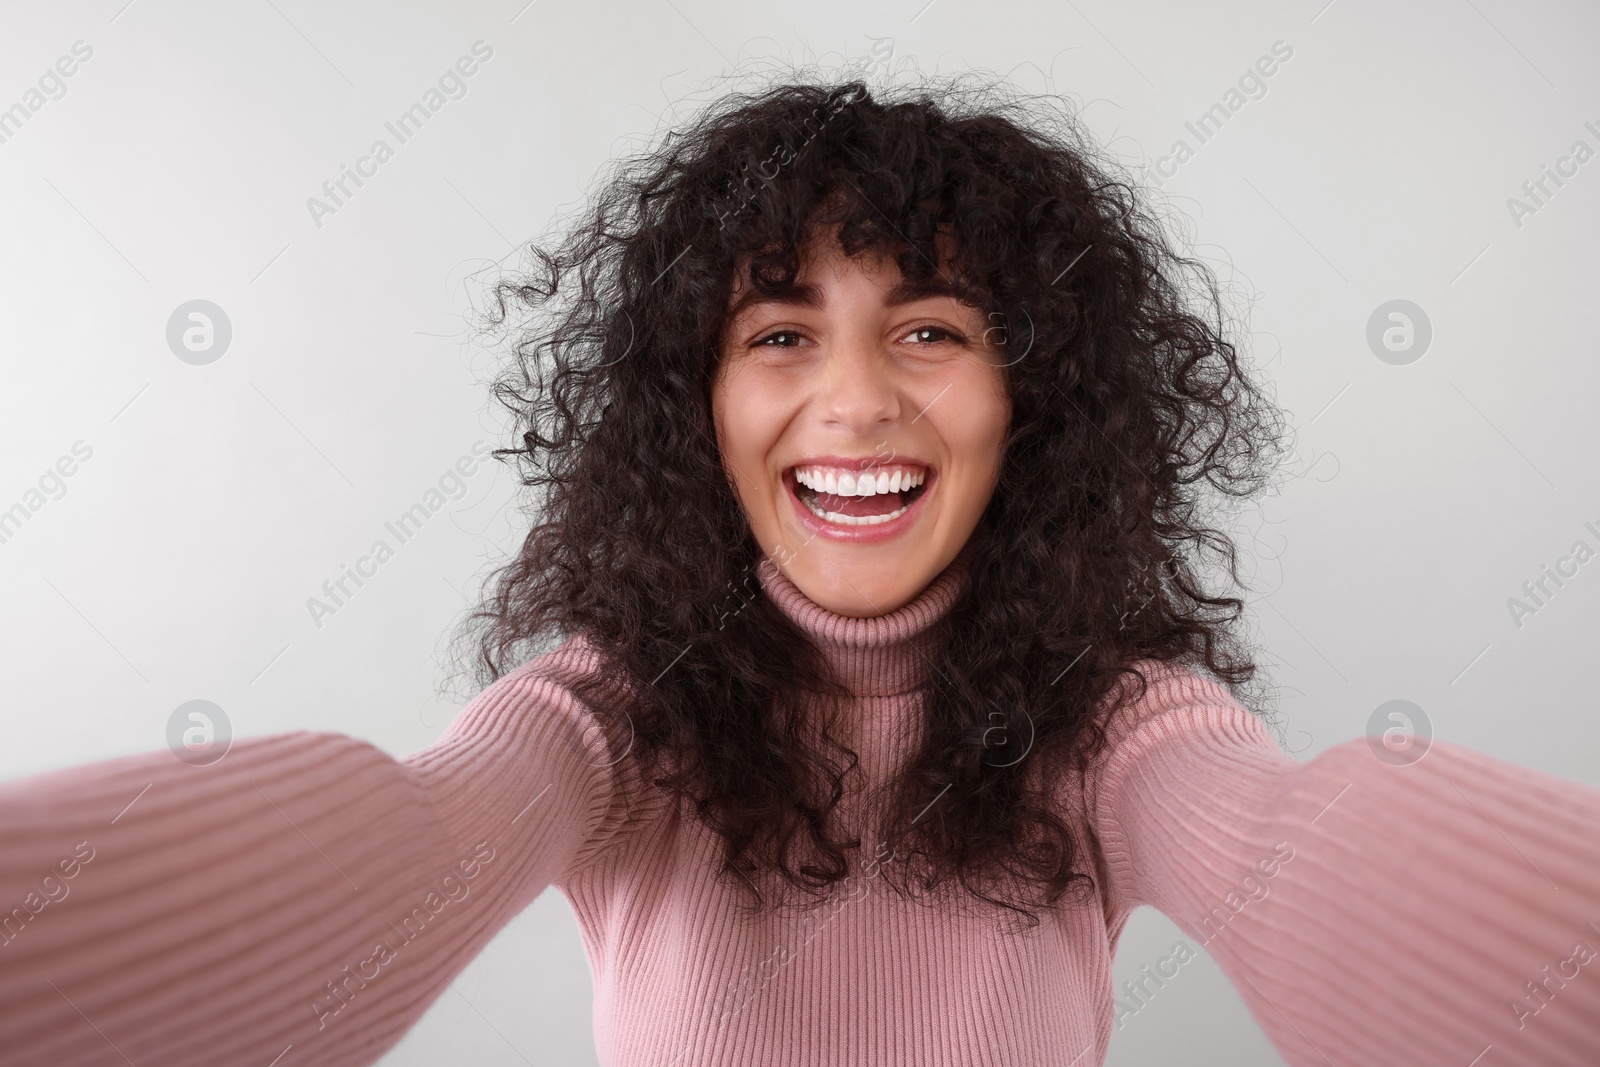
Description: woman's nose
xmin=817 ymin=336 xmax=900 ymax=434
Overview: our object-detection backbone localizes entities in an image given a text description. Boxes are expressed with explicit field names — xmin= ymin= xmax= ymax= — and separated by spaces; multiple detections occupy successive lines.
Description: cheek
xmin=711 ymin=363 xmax=781 ymax=502
xmin=710 ymin=382 xmax=745 ymax=483
xmin=949 ymin=370 xmax=1010 ymax=484
xmin=932 ymin=388 xmax=1008 ymax=523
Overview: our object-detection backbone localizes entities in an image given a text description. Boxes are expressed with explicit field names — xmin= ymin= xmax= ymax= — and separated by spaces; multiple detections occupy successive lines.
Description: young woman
xmin=2 ymin=80 xmax=1597 ymax=1067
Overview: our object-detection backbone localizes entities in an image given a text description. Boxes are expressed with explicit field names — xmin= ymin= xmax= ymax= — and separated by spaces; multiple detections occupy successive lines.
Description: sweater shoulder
xmin=441 ymin=633 xmax=616 ymax=756
xmin=465 ymin=633 xmax=656 ymax=877
xmin=1095 ymin=657 xmax=1256 ymax=745
xmin=1071 ymin=657 xmax=1283 ymax=832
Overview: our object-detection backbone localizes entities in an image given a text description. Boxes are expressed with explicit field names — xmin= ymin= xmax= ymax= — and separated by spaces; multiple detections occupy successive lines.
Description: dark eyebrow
xmin=883 ymin=279 xmax=961 ymax=306
xmin=727 ymin=278 xmax=964 ymax=320
xmin=727 ymin=283 xmax=823 ymax=320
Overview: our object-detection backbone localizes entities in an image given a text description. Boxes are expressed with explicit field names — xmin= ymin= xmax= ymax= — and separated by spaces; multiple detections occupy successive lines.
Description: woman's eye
xmin=755 ymin=330 xmax=805 ymax=348
xmin=903 ymin=325 xmax=960 ymax=345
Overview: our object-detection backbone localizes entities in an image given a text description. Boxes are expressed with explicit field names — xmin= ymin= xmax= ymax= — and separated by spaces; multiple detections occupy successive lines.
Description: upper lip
xmin=783 ymin=453 xmax=936 ymax=474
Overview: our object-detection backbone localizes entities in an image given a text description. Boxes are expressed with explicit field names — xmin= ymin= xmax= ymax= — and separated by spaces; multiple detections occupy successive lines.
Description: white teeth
xmin=799 ymin=494 xmax=910 ymax=526
xmin=789 ymin=464 xmax=929 ymax=499
xmin=787 ymin=464 xmax=933 ymax=527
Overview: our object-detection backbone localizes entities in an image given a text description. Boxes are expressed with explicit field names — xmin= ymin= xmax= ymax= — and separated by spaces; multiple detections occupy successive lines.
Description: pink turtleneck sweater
xmin=2 ymin=559 xmax=1598 ymax=1066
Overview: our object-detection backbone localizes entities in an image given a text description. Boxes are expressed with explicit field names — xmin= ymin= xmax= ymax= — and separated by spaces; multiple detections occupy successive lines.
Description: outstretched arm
xmin=1087 ymin=661 xmax=1600 ymax=1066
xmin=0 ymin=638 xmax=625 ymax=1067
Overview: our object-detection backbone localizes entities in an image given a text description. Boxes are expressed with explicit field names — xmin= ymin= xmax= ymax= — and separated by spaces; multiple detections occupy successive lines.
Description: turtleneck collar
xmin=757 ymin=545 xmax=970 ymax=698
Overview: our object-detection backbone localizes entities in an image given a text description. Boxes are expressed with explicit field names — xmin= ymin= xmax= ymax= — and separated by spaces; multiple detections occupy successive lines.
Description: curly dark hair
xmin=451 ymin=73 xmax=1290 ymax=927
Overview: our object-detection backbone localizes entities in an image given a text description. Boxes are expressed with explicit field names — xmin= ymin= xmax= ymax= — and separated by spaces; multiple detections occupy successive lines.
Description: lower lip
xmin=783 ymin=470 xmax=936 ymax=544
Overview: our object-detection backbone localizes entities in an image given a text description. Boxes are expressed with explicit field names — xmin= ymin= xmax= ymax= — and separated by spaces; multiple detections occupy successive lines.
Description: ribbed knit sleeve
xmin=1088 ymin=661 xmax=1600 ymax=1066
xmin=0 ymin=638 xmax=625 ymax=1067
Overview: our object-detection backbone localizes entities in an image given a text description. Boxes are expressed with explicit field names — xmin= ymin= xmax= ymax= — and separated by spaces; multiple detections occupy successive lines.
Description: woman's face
xmin=711 ymin=236 xmax=1011 ymax=617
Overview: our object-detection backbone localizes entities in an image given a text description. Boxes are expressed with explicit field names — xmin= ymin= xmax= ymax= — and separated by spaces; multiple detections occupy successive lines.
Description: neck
xmin=757 ymin=546 xmax=971 ymax=697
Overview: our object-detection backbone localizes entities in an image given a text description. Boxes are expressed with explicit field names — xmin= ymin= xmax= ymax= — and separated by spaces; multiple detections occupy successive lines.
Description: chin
xmin=785 ymin=553 xmax=936 ymax=617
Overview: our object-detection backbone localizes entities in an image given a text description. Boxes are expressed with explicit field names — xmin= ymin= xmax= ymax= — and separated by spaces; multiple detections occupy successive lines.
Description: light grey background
xmin=3 ymin=0 xmax=1597 ymax=1064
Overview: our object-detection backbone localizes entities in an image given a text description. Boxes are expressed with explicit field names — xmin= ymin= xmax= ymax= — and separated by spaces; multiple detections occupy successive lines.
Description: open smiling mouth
xmin=783 ymin=463 xmax=934 ymax=530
